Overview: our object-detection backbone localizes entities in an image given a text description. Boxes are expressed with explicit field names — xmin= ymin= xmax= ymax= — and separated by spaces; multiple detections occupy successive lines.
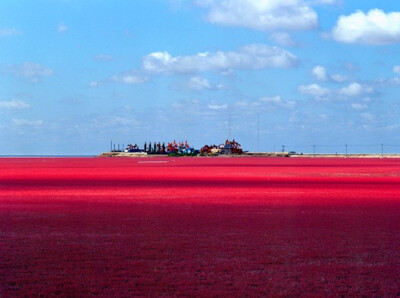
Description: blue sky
xmin=1 ymin=0 xmax=400 ymax=154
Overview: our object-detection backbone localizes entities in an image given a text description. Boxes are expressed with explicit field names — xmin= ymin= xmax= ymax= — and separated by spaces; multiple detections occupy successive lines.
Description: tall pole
xmin=110 ymin=140 xmax=112 ymax=152
xmin=257 ymin=113 xmax=260 ymax=152
xmin=345 ymin=144 xmax=348 ymax=157
xmin=228 ymin=112 xmax=231 ymax=140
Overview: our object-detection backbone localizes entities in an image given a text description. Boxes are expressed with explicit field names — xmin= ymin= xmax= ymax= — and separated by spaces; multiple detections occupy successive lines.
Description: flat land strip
xmin=1 ymin=157 xmax=400 ymax=296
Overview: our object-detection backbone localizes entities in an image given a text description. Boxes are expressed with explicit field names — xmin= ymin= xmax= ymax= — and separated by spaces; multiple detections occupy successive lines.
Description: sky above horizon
xmin=2 ymin=0 xmax=400 ymax=155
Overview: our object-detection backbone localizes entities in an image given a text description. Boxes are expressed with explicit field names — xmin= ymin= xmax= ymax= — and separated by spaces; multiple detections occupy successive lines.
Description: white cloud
xmin=330 ymin=74 xmax=347 ymax=83
xmin=196 ymin=0 xmax=318 ymax=31
xmin=361 ymin=112 xmax=375 ymax=122
xmin=233 ymin=95 xmax=295 ymax=111
xmin=109 ymin=116 xmax=139 ymax=126
xmin=311 ymin=65 xmax=347 ymax=83
xmin=12 ymin=119 xmax=43 ymax=126
xmin=208 ymin=104 xmax=228 ymax=110
xmin=0 ymin=100 xmax=30 ymax=110
xmin=90 ymin=72 xmax=149 ymax=88
xmin=259 ymin=96 xmax=295 ymax=109
xmin=58 ymin=24 xmax=68 ymax=33
xmin=375 ymin=76 xmax=400 ymax=87
xmin=0 ymin=28 xmax=22 ymax=37
xmin=7 ymin=62 xmax=54 ymax=82
xmin=332 ymin=9 xmax=400 ymax=45
xmin=188 ymin=76 xmax=211 ymax=90
xmin=351 ymin=103 xmax=368 ymax=111
xmin=312 ymin=65 xmax=328 ymax=81
xmin=269 ymin=32 xmax=296 ymax=46
xmin=393 ymin=66 xmax=400 ymax=74
xmin=235 ymin=101 xmax=248 ymax=107
xmin=186 ymin=76 xmax=222 ymax=90
xmin=298 ymin=83 xmax=330 ymax=98
xmin=339 ymin=82 xmax=373 ymax=97
xmin=142 ymin=44 xmax=297 ymax=74
xmin=111 ymin=74 xmax=148 ymax=84
xmin=94 ymin=54 xmax=112 ymax=61
xmin=89 ymin=81 xmax=100 ymax=88
xmin=309 ymin=0 xmax=338 ymax=4
xmin=171 ymin=99 xmax=201 ymax=112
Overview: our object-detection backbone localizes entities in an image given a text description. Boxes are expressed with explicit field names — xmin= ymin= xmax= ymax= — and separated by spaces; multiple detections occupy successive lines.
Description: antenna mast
xmin=228 ymin=112 xmax=231 ymax=140
xmin=257 ymin=113 xmax=260 ymax=152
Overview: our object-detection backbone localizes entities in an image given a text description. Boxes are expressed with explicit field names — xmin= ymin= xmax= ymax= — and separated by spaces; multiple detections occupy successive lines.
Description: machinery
xmin=124 ymin=144 xmax=141 ymax=153
xmin=201 ymin=139 xmax=243 ymax=155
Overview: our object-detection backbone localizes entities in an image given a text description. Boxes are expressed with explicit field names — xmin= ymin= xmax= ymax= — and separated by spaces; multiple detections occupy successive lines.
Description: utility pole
xmin=257 ymin=113 xmax=260 ymax=152
xmin=228 ymin=112 xmax=231 ymax=140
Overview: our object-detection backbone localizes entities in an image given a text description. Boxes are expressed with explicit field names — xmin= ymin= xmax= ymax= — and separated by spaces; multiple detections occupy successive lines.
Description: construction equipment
xmin=201 ymin=139 xmax=243 ymax=155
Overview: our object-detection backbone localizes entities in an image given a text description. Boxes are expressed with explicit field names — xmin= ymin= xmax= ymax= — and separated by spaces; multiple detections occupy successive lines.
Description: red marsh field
xmin=1 ymin=157 xmax=400 ymax=296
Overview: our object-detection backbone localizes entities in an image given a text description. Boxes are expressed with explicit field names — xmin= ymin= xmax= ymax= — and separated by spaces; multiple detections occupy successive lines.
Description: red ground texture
xmin=1 ymin=157 xmax=400 ymax=296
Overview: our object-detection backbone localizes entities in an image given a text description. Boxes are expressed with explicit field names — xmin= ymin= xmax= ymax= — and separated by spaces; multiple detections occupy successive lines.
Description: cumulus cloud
xmin=58 ymin=24 xmax=68 ymax=33
xmin=234 ymin=95 xmax=295 ymax=111
xmin=0 ymin=28 xmax=22 ymax=37
xmin=187 ymin=76 xmax=211 ymax=90
xmin=312 ymin=65 xmax=347 ymax=82
xmin=6 ymin=62 xmax=54 ymax=82
xmin=332 ymin=9 xmax=400 ymax=45
xmin=208 ymin=104 xmax=228 ymax=110
xmin=259 ymin=96 xmax=295 ymax=109
xmin=311 ymin=0 xmax=338 ymax=4
xmin=142 ymin=44 xmax=298 ymax=74
xmin=94 ymin=54 xmax=112 ymax=61
xmin=339 ymin=82 xmax=373 ymax=97
xmin=330 ymin=74 xmax=347 ymax=83
xmin=185 ymin=76 xmax=223 ymax=91
xmin=111 ymin=74 xmax=149 ymax=84
xmin=361 ymin=112 xmax=375 ymax=122
xmin=12 ymin=119 xmax=43 ymax=126
xmin=0 ymin=100 xmax=30 ymax=110
xmin=312 ymin=65 xmax=328 ymax=81
xmin=89 ymin=81 xmax=100 ymax=88
xmin=269 ymin=32 xmax=296 ymax=46
xmin=298 ymin=83 xmax=330 ymax=98
xmin=196 ymin=0 xmax=318 ymax=31
xmin=89 ymin=73 xmax=148 ymax=88
xmin=351 ymin=103 xmax=368 ymax=111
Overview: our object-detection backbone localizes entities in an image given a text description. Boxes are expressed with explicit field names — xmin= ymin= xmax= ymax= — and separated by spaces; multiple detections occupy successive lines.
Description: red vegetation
xmin=1 ymin=157 xmax=400 ymax=296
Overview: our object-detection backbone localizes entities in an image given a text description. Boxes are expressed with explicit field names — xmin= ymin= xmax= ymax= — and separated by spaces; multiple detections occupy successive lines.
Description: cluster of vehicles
xmin=124 ymin=141 xmax=199 ymax=156
xmin=200 ymin=139 xmax=243 ymax=155
xmin=117 ymin=139 xmax=244 ymax=156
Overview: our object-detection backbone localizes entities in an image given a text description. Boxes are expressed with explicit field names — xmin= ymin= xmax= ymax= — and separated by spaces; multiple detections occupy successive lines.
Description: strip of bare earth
xmin=99 ymin=152 xmax=400 ymax=158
